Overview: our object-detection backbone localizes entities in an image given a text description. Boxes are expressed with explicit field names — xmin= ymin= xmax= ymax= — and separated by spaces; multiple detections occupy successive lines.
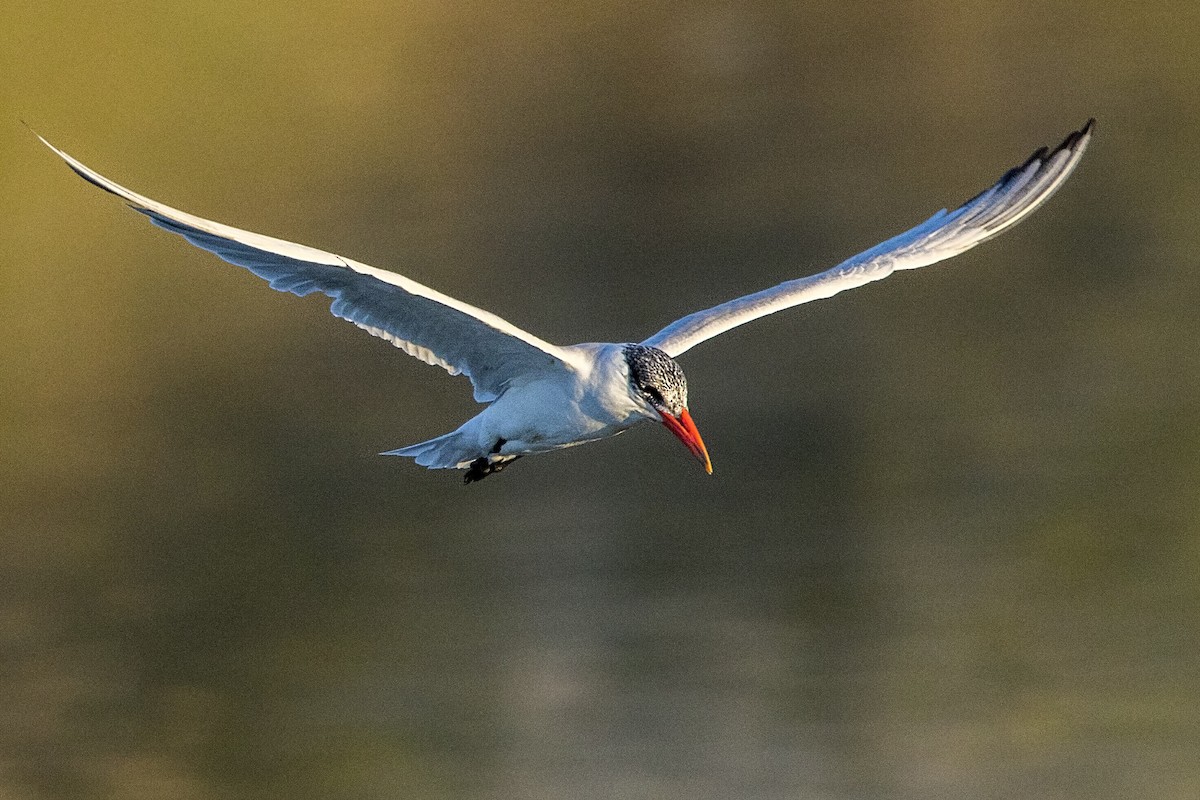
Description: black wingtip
xmin=1022 ymin=145 xmax=1052 ymax=169
xmin=63 ymin=160 xmax=123 ymax=197
xmin=32 ymin=131 xmax=130 ymax=200
xmin=957 ymin=119 xmax=1094 ymax=211
xmin=1056 ymin=118 xmax=1096 ymax=154
xmin=1005 ymin=118 xmax=1096 ymax=183
xmin=1022 ymin=119 xmax=1095 ymax=168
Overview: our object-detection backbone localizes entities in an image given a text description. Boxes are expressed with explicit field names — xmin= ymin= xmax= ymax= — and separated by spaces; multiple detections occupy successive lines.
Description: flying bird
xmin=39 ymin=120 xmax=1093 ymax=482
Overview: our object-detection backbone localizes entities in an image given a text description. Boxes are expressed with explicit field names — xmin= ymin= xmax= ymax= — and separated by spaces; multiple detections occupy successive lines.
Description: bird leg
xmin=463 ymin=440 xmax=520 ymax=483
xmin=463 ymin=455 xmax=521 ymax=483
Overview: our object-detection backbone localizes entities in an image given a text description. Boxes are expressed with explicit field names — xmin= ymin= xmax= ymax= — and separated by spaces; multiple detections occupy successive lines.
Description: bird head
xmin=623 ymin=344 xmax=712 ymax=474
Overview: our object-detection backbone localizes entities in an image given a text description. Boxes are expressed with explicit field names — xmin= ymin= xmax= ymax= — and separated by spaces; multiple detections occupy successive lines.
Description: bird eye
xmin=643 ymin=387 xmax=664 ymax=405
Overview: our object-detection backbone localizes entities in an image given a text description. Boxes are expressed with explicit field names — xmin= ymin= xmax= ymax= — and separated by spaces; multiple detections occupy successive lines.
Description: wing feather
xmin=40 ymin=136 xmax=579 ymax=402
xmin=641 ymin=120 xmax=1093 ymax=358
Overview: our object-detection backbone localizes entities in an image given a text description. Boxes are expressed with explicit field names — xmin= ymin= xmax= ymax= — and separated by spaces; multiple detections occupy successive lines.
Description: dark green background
xmin=3 ymin=2 xmax=1196 ymax=798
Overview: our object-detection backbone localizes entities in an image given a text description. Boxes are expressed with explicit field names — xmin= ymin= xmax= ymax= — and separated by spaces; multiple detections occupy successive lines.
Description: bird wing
xmin=40 ymin=136 xmax=581 ymax=403
xmin=640 ymin=120 xmax=1093 ymax=358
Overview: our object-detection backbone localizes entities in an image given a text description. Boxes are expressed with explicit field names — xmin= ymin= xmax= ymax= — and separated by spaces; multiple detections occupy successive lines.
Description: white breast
xmin=470 ymin=342 xmax=648 ymax=456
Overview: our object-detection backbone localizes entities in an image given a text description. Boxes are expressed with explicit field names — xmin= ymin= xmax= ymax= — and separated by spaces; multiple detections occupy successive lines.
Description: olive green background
xmin=2 ymin=2 xmax=1197 ymax=798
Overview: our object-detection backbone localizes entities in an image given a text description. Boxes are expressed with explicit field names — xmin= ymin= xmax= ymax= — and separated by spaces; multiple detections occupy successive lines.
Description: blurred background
xmin=2 ymin=2 xmax=1196 ymax=798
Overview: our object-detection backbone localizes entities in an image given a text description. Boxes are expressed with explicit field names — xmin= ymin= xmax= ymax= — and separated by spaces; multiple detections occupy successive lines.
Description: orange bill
xmin=660 ymin=407 xmax=713 ymax=474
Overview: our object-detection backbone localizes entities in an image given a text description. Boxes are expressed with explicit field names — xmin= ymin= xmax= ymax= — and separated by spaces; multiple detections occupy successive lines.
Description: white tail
xmin=381 ymin=431 xmax=479 ymax=470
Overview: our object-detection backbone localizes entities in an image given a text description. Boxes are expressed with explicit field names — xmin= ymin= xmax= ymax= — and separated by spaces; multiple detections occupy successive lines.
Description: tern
xmin=39 ymin=120 xmax=1092 ymax=482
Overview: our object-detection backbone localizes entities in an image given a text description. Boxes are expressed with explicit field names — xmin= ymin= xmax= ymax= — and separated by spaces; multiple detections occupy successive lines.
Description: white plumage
xmin=39 ymin=120 xmax=1092 ymax=482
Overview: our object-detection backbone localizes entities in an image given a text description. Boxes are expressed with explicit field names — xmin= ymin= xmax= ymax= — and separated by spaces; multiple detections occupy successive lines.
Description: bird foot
xmin=463 ymin=455 xmax=521 ymax=484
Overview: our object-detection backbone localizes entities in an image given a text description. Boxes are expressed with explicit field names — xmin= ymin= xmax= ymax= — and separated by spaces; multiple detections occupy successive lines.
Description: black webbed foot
xmin=463 ymin=454 xmax=521 ymax=484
